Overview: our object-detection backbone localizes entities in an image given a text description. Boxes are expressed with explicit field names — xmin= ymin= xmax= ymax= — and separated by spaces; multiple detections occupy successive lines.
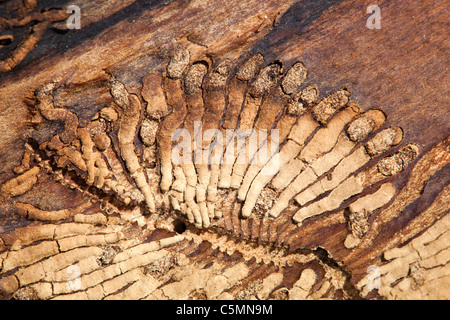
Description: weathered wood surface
xmin=0 ymin=0 xmax=448 ymax=300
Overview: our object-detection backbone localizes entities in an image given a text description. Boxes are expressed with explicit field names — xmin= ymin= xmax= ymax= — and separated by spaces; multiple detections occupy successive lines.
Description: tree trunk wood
xmin=0 ymin=0 xmax=448 ymax=300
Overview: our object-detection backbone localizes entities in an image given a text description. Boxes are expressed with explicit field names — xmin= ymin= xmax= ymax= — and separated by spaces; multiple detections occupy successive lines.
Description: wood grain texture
xmin=0 ymin=0 xmax=448 ymax=300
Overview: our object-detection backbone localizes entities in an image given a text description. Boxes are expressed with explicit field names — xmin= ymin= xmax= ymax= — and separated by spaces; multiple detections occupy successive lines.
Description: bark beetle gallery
xmin=0 ymin=0 xmax=448 ymax=300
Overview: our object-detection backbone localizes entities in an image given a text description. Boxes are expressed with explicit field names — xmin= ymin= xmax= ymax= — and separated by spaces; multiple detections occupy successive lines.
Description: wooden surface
xmin=0 ymin=0 xmax=448 ymax=300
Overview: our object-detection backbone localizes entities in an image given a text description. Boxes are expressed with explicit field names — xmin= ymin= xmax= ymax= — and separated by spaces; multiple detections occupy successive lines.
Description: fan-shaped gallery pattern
xmin=1 ymin=44 xmax=448 ymax=300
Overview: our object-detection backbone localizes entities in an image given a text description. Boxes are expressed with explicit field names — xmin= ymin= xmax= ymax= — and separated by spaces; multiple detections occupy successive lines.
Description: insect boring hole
xmin=0 ymin=35 xmax=14 ymax=47
xmin=173 ymin=218 xmax=187 ymax=234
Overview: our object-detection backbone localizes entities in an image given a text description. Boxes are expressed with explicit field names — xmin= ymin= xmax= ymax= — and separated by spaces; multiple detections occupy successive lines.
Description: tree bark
xmin=0 ymin=0 xmax=448 ymax=300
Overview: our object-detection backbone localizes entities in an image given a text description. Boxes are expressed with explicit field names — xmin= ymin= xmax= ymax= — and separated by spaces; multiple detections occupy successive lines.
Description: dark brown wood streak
xmin=0 ymin=0 xmax=448 ymax=300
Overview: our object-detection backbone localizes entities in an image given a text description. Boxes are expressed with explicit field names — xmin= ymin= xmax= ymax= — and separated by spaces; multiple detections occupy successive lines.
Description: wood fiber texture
xmin=0 ymin=0 xmax=448 ymax=300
